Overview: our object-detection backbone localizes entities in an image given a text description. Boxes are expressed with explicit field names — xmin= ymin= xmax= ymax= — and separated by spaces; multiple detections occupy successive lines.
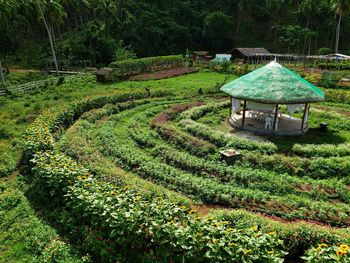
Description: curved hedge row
xmin=24 ymin=92 xmax=286 ymax=262
xmin=60 ymin=100 xmax=350 ymax=261
xmin=292 ymin=143 xmax=350 ymax=158
xmin=109 ymin=55 xmax=184 ymax=78
xmin=179 ymin=119 xmax=278 ymax=154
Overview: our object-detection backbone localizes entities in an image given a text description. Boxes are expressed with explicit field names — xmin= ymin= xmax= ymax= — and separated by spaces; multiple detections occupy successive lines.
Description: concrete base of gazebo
xmin=229 ymin=112 xmax=308 ymax=136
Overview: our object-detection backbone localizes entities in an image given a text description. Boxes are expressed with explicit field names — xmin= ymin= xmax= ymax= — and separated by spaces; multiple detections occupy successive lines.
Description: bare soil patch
xmin=129 ymin=67 xmax=199 ymax=81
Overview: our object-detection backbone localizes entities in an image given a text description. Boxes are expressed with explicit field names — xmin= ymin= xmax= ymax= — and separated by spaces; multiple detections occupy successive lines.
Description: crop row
xmin=176 ymin=118 xmax=350 ymax=180
xmin=33 ymin=149 xmax=287 ymax=262
xmin=241 ymin=151 xmax=350 ymax=181
xmin=118 ymin=101 xmax=350 ymax=210
xmin=94 ymin=121 xmax=350 ymax=226
xmin=179 ymin=101 xmax=229 ymax=121
xmin=154 ymin=124 xmax=216 ymax=157
xmin=180 ymin=101 xmax=350 ymax=158
xmin=24 ymin=93 xmax=287 ymax=262
xmin=59 ymin=117 xmax=190 ymax=205
xmin=179 ymin=119 xmax=278 ymax=154
xmin=151 ymin=145 xmax=350 ymax=203
xmin=54 ymin=96 xmax=350 ymax=259
xmin=292 ymin=143 xmax=350 ymax=158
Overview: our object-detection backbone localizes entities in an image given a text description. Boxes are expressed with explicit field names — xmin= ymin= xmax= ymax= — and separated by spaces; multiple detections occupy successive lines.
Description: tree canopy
xmin=1 ymin=0 xmax=350 ymax=65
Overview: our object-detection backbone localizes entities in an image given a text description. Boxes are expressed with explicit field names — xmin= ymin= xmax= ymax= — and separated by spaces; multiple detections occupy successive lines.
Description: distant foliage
xmin=113 ymin=45 xmax=137 ymax=62
xmin=318 ymin=47 xmax=333 ymax=55
xmin=209 ymin=61 xmax=232 ymax=73
xmin=109 ymin=55 xmax=184 ymax=77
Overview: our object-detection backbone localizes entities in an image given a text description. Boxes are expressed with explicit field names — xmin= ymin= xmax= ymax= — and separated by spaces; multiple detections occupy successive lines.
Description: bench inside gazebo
xmin=221 ymin=60 xmax=325 ymax=136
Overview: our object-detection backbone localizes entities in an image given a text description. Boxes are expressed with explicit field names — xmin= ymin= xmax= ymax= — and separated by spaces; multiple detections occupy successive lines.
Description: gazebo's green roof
xmin=220 ymin=61 xmax=325 ymax=104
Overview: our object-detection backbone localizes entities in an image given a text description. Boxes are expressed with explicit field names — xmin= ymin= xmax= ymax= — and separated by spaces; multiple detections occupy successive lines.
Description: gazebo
xmin=220 ymin=61 xmax=325 ymax=136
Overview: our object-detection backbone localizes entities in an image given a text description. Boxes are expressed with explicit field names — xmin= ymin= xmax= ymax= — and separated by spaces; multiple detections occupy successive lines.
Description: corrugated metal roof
xmin=230 ymin=48 xmax=271 ymax=57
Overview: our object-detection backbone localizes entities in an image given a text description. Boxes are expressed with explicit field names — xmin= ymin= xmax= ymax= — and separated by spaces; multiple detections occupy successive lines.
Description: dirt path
xmin=316 ymin=105 xmax=350 ymax=116
xmin=129 ymin=67 xmax=199 ymax=81
xmin=9 ymin=67 xmax=42 ymax=73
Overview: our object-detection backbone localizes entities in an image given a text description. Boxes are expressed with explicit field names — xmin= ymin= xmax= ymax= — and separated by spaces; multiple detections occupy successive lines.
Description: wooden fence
xmin=0 ymin=74 xmax=87 ymax=96
xmin=0 ymin=86 xmax=7 ymax=96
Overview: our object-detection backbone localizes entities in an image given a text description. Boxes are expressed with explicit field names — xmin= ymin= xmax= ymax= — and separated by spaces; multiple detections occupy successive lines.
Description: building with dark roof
xmin=229 ymin=48 xmax=271 ymax=62
xmin=94 ymin=68 xmax=113 ymax=83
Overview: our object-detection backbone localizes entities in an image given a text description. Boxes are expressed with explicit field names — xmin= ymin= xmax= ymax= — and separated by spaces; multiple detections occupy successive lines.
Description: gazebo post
xmin=242 ymin=100 xmax=247 ymax=127
xmin=301 ymin=103 xmax=309 ymax=130
xmin=273 ymin=104 xmax=279 ymax=131
xmin=229 ymin=97 xmax=233 ymax=119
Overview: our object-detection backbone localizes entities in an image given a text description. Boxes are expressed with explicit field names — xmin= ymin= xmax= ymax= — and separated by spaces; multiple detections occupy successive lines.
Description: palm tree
xmin=35 ymin=0 xmax=66 ymax=76
xmin=0 ymin=0 xmax=20 ymax=91
xmin=92 ymin=0 xmax=118 ymax=35
xmin=332 ymin=0 xmax=350 ymax=53
xmin=298 ymin=0 xmax=318 ymax=55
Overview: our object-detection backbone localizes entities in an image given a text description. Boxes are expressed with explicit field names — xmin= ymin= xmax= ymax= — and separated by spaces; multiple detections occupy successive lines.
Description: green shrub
xmin=113 ymin=45 xmax=137 ymax=62
xmin=318 ymin=62 xmax=350 ymax=70
xmin=0 ymin=127 xmax=11 ymax=139
xmin=325 ymin=89 xmax=350 ymax=104
xmin=39 ymin=239 xmax=88 ymax=263
xmin=318 ymin=48 xmax=333 ymax=55
xmin=293 ymin=143 xmax=350 ymax=157
xmin=31 ymin=149 xmax=286 ymax=262
xmin=0 ymin=181 xmax=86 ymax=262
xmin=0 ymin=151 xmax=17 ymax=177
xmin=302 ymin=243 xmax=350 ymax=262
xmin=209 ymin=61 xmax=232 ymax=73
xmin=213 ymin=209 xmax=350 ymax=258
xmin=109 ymin=55 xmax=184 ymax=77
xmin=56 ymin=76 xmax=65 ymax=86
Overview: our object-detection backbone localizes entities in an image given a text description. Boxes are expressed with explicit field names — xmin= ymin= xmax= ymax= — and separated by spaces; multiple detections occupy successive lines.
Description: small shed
xmin=95 ymin=68 xmax=113 ymax=83
xmin=220 ymin=60 xmax=325 ymax=136
xmin=192 ymin=51 xmax=210 ymax=62
xmin=211 ymin=54 xmax=232 ymax=63
xmin=229 ymin=48 xmax=271 ymax=62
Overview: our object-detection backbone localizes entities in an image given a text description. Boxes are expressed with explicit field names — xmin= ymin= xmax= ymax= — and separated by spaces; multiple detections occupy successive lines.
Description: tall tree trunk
xmin=51 ymin=25 xmax=56 ymax=42
xmin=308 ymin=38 xmax=312 ymax=56
xmin=315 ymin=27 xmax=319 ymax=53
xmin=331 ymin=20 xmax=336 ymax=49
xmin=0 ymin=61 xmax=6 ymax=88
xmin=302 ymin=20 xmax=309 ymax=55
xmin=235 ymin=14 xmax=243 ymax=35
xmin=335 ymin=14 xmax=342 ymax=53
xmin=325 ymin=24 xmax=330 ymax=48
xmin=36 ymin=0 xmax=59 ymax=76
xmin=74 ymin=14 xmax=79 ymax=28
xmin=80 ymin=14 xmax=83 ymax=26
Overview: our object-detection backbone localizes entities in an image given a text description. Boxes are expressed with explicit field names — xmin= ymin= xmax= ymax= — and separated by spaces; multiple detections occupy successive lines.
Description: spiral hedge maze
xmin=25 ymin=89 xmax=350 ymax=262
